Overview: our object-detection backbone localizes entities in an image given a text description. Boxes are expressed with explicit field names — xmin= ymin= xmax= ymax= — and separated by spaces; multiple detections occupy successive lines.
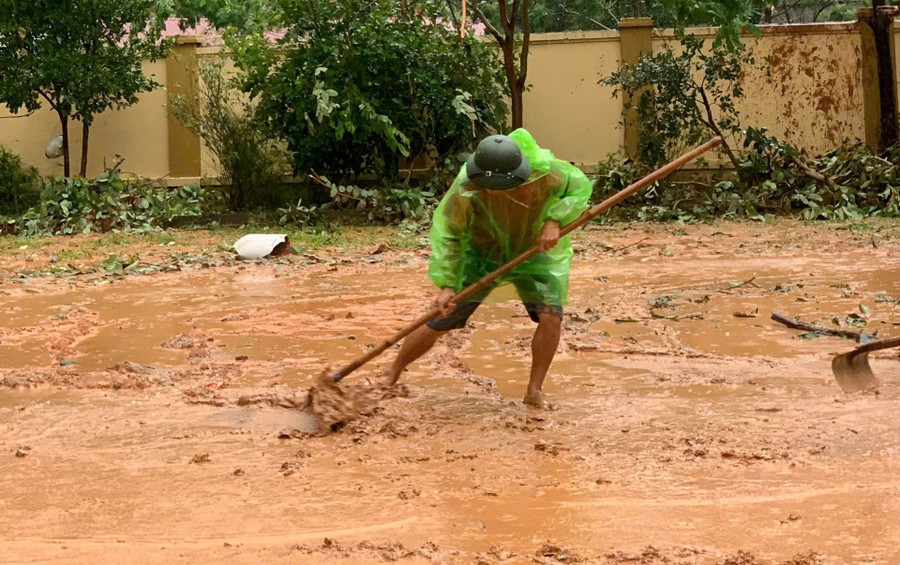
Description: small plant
xmin=603 ymin=33 xmax=754 ymax=168
xmin=0 ymin=146 xmax=41 ymax=217
xmin=277 ymin=198 xmax=326 ymax=227
xmin=169 ymin=60 xmax=289 ymax=211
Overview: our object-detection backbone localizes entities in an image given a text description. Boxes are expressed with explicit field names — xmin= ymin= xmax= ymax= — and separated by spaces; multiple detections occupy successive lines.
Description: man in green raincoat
xmin=383 ymin=129 xmax=593 ymax=407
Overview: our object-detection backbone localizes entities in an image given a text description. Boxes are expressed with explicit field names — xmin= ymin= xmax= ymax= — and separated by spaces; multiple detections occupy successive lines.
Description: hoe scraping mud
xmin=832 ymin=336 xmax=900 ymax=393
xmin=304 ymin=137 xmax=724 ymax=431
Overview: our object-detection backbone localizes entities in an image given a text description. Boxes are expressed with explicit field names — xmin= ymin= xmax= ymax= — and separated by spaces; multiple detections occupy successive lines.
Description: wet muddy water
xmin=0 ymin=222 xmax=898 ymax=564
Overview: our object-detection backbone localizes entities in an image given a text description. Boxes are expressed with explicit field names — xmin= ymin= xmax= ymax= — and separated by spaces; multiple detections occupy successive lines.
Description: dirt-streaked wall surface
xmin=522 ymin=31 xmax=624 ymax=168
xmin=742 ymin=24 xmax=864 ymax=152
xmin=0 ymin=60 xmax=169 ymax=179
xmin=652 ymin=24 xmax=865 ymax=156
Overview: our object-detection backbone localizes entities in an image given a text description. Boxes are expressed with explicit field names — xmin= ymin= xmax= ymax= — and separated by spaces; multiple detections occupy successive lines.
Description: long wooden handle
xmin=331 ymin=136 xmax=723 ymax=381
xmin=847 ymin=335 xmax=900 ymax=356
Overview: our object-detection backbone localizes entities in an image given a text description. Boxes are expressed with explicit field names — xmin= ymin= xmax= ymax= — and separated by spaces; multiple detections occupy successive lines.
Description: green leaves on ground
xmin=10 ymin=172 xmax=212 ymax=236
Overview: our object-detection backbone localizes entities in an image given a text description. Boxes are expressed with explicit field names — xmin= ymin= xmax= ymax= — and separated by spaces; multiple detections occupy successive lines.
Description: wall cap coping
xmin=618 ymin=18 xmax=654 ymax=29
xmin=173 ymin=35 xmax=205 ymax=46
xmin=526 ymin=30 xmax=621 ymax=45
xmin=653 ymin=22 xmax=857 ymax=40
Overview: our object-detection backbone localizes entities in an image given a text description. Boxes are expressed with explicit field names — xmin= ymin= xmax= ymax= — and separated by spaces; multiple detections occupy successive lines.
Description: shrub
xmin=169 ymin=60 xmax=289 ymax=211
xmin=232 ymin=0 xmax=508 ymax=185
xmin=0 ymin=146 xmax=41 ymax=216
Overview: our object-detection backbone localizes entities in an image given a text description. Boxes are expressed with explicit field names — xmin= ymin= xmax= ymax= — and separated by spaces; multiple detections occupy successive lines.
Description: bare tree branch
xmin=471 ymin=2 xmax=503 ymax=43
xmin=498 ymin=0 xmax=510 ymax=30
xmin=444 ymin=0 xmax=460 ymax=29
xmin=518 ymin=0 xmax=531 ymax=89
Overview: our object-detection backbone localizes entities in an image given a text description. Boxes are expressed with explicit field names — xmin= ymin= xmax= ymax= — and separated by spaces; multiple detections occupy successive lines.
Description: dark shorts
xmin=427 ymin=300 xmax=563 ymax=331
xmin=427 ymin=276 xmax=564 ymax=331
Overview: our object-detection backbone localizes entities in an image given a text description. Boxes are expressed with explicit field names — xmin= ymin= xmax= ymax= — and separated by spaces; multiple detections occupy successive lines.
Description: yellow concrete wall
xmin=0 ymin=25 xmax=876 ymax=182
xmin=522 ymin=31 xmax=624 ymax=168
xmin=652 ymin=23 xmax=864 ymax=155
xmin=0 ymin=60 xmax=169 ymax=179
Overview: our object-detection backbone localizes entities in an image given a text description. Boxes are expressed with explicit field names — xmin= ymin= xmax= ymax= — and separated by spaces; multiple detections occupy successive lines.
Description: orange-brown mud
xmin=1 ymin=221 xmax=898 ymax=564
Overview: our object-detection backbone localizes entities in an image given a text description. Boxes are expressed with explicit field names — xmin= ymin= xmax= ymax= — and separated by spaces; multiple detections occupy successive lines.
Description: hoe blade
xmin=832 ymin=350 xmax=878 ymax=393
xmin=831 ymin=336 xmax=900 ymax=393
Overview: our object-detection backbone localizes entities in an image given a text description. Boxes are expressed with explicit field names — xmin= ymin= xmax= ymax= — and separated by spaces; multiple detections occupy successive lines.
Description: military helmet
xmin=465 ymin=134 xmax=531 ymax=190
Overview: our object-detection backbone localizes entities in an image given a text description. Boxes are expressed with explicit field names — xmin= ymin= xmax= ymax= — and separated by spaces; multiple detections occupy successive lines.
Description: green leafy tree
xmin=163 ymin=0 xmax=280 ymax=32
xmin=603 ymin=35 xmax=753 ymax=167
xmin=0 ymin=0 xmax=170 ymax=177
xmin=231 ymin=0 xmax=508 ymax=185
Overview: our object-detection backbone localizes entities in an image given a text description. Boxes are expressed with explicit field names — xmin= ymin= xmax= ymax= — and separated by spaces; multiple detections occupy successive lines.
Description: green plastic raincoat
xmin=428 ymin=129 xmax=593 ymax=306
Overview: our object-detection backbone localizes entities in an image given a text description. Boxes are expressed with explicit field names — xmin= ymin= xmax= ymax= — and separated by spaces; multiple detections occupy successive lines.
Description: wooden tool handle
xmin=849 ymin=335 xmax=900 ymax=355
xmin=331 ymin=136 xmax=724 ymax=381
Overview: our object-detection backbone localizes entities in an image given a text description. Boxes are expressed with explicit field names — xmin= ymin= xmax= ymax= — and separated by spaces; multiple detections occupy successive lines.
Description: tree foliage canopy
xmin=0 ymin=0 xmax=171 ymax=175
xmin=230 ymin=0 xmax=508 ymax=184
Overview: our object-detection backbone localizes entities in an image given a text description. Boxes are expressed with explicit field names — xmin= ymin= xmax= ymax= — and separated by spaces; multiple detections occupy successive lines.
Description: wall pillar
xmin=617 ymin=17 xmax=654 ymax=158
xmin=166 ymin=36 xmax=204 ymax=179
xmin=858 ymin=7 xmax=899 ymax=150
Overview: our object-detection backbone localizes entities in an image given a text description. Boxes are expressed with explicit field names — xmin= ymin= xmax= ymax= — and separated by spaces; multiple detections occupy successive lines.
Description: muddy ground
xmin=1 ymin=220 xmax=898 ymax=564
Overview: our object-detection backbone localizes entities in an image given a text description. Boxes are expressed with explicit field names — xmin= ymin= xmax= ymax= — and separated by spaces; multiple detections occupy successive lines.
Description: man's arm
xmin=542 ymin=165 xmax=593 ymax=228
xmin=539 ymin=165 xmax=593 ymax=250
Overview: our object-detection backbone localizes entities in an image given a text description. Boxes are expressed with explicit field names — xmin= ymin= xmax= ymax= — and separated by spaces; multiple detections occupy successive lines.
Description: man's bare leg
xmin=383 ymin=324 xmax=445 ymax=385
xmin=523 ymin=311 xmax=562 ymax=407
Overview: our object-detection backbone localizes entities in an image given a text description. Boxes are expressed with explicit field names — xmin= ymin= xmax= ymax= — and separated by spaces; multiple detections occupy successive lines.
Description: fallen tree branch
xmin=771 ymin=312 xmax=872 ymax=342
xmin=791 ymin=156 xmax=838 ymax=189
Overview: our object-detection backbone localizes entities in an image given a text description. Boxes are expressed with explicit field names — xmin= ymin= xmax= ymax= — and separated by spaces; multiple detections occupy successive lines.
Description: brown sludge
xmin=0 ymin=221 xmax=899 ymax=564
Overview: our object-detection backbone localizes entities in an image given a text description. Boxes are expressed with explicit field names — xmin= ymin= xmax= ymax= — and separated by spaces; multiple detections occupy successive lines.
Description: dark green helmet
xmin=465 ymin=134 xmax=531 ymax=190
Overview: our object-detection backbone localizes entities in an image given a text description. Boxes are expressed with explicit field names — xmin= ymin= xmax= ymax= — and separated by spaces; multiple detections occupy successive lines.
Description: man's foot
xmin=523 ymin=389 xmax=552 ymax=408
xmin=382 ymin=371 xmax=400 ymax=388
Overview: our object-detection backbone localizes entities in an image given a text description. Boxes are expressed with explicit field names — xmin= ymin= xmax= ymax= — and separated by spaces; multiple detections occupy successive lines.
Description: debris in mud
xmin=280 ymin=461 xmax=302 ymax=476
xmin=534 ymin=441 xmax=569 ymax=456
xmin=782 ymin=551 xmax=824 ymax=565
xmin=109 ymin=362 xmax=174 ymax=386
xmin=291 ymin=538 xmax=442 ymax=562
xmin=190 ymin=453 xmax=211 ymax=464
xmin=233 ymin=468 xmax=244 ymax=476
xmin=733 ymin=307 xmax=759 ymax=318
xmin=183 ymin=388 xmax=228 ymax=407
xmin=718 ymin=550 xmax=762 ymax=565
xmin=237 ymin=386 xmax=311 ymax=410
xmin=308 ymin=374 xmax=395 ymax=433
xmin=534 ymin=541 xmax=586 ymax=563
xmin=160 ymin=331 xmax=212 ymax=358
xmin=478 ymin=546 xmax=517 ymax=562
xmin=14 ymin=447 xmax=31 ymax=458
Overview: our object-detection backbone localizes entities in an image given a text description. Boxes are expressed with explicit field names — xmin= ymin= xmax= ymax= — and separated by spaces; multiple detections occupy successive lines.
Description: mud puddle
xmin=1 ymin=222 xmax=899 ymax=564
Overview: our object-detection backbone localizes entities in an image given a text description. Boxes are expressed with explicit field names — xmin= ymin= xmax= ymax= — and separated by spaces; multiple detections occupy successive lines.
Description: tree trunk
xmin=59 ymin=113 xmax=70 ymax=177
xmin=631 ymin=0 xmax=641 ymax=18
xmin=510 ymin=82 xmax=524 ymax=129
xmin=80 ymin=122 xmax=90 ymax=177
xmin=869 ymin=3 xmax=899 ymax=149
xmin=500 ymin=40 xmax=522 ymax=128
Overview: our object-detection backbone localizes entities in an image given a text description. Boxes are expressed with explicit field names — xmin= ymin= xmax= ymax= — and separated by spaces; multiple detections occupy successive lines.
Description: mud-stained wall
xmin=0 ymin=60 xmax=169 ymax=179
xmin=743 ymin=24 xmax=864 ymax=152
xmin=522 ymin=31 xmax=624 ymax=168
xmin=652 ymin=23 xmax=864 ymax=156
